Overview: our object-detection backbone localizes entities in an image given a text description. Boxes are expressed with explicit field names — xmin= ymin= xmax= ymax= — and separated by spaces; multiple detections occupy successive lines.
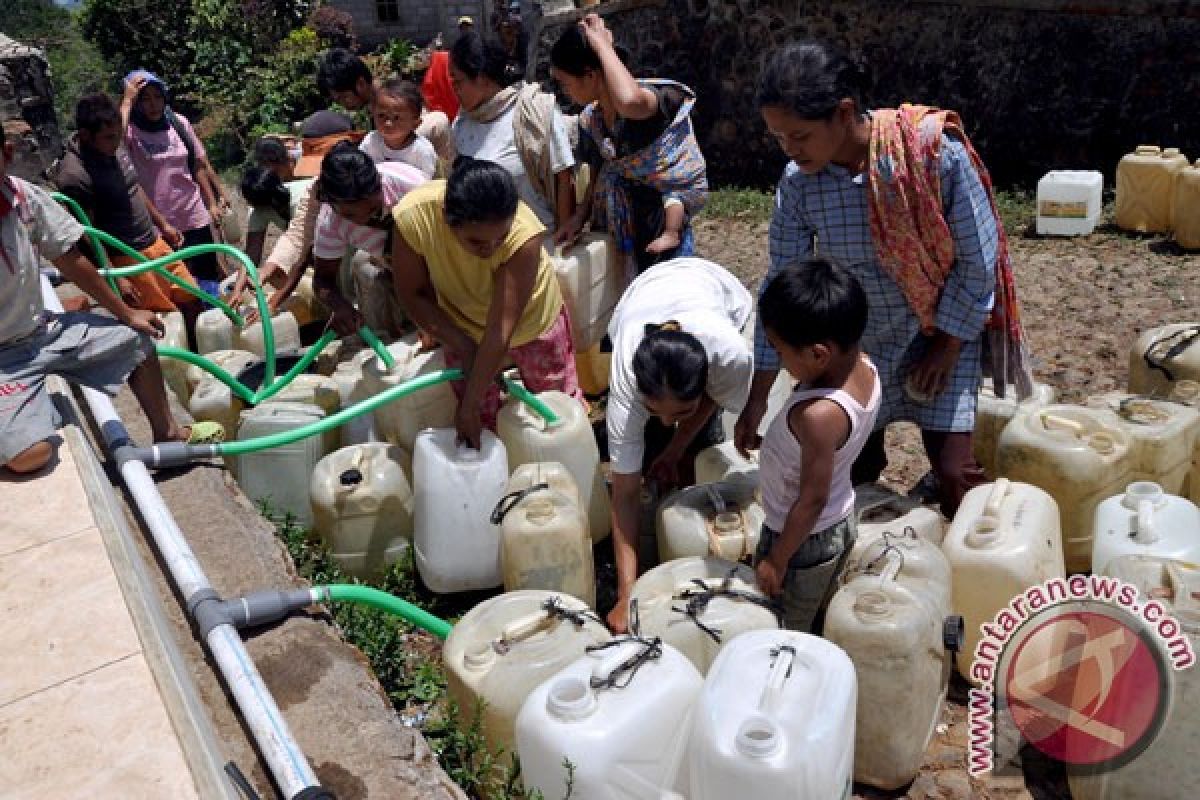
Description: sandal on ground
xmin=186 ymin=420 xmax=226 ymax=445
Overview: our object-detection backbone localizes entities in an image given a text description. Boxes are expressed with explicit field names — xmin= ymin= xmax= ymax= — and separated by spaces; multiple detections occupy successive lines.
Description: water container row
xmin=1115 ymin=146 xmax=1200 ymax=245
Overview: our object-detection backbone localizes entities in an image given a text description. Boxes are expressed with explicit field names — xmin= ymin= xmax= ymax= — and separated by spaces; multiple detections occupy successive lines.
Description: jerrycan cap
xmin=1121 ymin=481 xmax=1166 ymax=512
xmin=1135 ymin=145 xmax=1161 ymax=155
xmin=736 ymin=714 xmax=782 ymax=758
xmin=463 ymin=643 xmax=496 ymax=670
xmin=853 ymin=590 xmax=892 ymax=619
xmin=339 ymin=468 xmax=364 ymax=486
xmin=546 ymin=676 xmax=597 ymax=721
xmin=1163 ymin=147 xmax=1183 ymax=158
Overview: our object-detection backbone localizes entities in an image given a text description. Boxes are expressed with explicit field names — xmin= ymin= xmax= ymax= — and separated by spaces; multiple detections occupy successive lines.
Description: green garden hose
xmin=312 ymin=585 xmax=452 ymax=640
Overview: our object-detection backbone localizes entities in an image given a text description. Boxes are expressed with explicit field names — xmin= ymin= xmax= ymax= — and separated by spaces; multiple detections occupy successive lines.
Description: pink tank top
xmin=759 ymin=359 xmax=882 ymax=533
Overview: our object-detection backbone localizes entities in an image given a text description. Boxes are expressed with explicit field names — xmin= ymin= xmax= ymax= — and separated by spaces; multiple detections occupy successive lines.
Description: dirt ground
xmin=693 ymin=210 xmax=1200 ymax=800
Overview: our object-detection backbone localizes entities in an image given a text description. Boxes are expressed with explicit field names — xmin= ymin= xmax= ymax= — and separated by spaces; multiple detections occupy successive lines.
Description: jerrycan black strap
xmin=489 ymin=482 xmax=550 ymax=524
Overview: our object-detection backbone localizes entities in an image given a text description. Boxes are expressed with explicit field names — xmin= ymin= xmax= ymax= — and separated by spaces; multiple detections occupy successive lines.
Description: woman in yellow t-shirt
xmin=392 ymin=158 xmax=584 ymax=447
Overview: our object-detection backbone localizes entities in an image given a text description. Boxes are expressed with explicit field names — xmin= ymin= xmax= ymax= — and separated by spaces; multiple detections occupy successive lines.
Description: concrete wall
xmin=0 ymin=34 xmax=62 ymax=184
xmin=535 ymin=0 xmax=1200 ymax=188
xmin=330 ymin=0 xmax=490 ymax=48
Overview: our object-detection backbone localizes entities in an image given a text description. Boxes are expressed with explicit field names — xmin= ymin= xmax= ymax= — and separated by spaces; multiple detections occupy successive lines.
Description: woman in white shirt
xmin=605 ymin=256 xmax=754 ymax=632
xmin=448 ymin=32 xmax=576 ymax=236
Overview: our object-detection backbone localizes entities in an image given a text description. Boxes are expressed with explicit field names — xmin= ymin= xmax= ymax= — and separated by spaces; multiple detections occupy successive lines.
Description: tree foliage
xmin=7 ymin=0 xmax=113 ymax=126
xmin=79 ymin=0 xmax=193 ymax=93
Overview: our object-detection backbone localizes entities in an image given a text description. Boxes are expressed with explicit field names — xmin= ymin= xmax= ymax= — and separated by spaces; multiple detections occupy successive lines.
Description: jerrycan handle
xmin=1041 ymin=413 xmax=1085 ymax=437
xmin=1133 ymin=500 xmax=1158 ymax=544
xmin=758 ymin=643 xmax=798 ymax=713
xmin=495 ymin=610 xmax=552 ymax=648
xmin=1164 ymin=561 xmax=1200 ymax=617
xmin=490 ymin=482 xmax=551 ymax=524
xmin=985 ymin=479 xmax=1011 ymax=517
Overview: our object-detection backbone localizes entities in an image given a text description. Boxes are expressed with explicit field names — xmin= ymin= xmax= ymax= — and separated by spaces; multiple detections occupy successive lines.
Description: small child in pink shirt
xmin=752 ymin=257 xmax=882 ymax=632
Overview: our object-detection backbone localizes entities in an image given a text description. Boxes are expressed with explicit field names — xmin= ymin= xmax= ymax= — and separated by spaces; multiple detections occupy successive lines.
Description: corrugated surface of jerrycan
xmin=515 ymin=637 xmax=702 ymax=800
xmin=497 ymin=390 xmax=611 ymax=543
xmin=412 ymin=428 xmax=507 ymax=592
xmin=363 ymin=336 xmax=456 ymax=453
xmin=657 ymin=482 xmax=764 ymax=563
xmin=1129 ymin=323 xmax=1200 ymax=397
xmin=188 ymin=377 xmax=244 ymax=438
xmin=996 ymin=405 xmax=1133 ymax=572
xmin=238 ymin=310 xmax=302 ymax=359
xmin=310 ymin=443 xmax=413 ymax=578
xmin=235 ymin=402 xmax=330 ymax=529
xmin=445 ymin=590 xmax=610 ymax=761
xmin=854 ymin=484 xmax=947 ymax=546
xmin=196 ymin=307 xmax=236 ymax=354
xmin=330 ymin=349 xmax=379 ymax=447
xmin=158 ymin=311 xmax=190 ymax=403
xmin=974 ymin=382 xmax=1056 ymax=478
xmin=687 ymin=630 xmax=857 ymax=800
xmin=495 ymin=463 xmax=595 ymax=607
xmin=629 ymin=556 xmax=779 ymax=675
xmin=574 ymin=342 xmax=611 ymax=396
xmin=943 ymin=480 xmax=1065 ymax=682
xmin=1174 ymin=159 xmax=1200 ymax=250
xmin=1085 ymin=392 xmax=1200 ymax=494
xmin=1115 ymin=145 xmax=1184 ymax=233
xmin=694 ymin=441 xmax=759 ymax=490
xmin=184 ymin=349 xmax=257 ymax=397
xmin=1067 ymin=556 xmax=1200 ymax=800
xmin=553 ymin=233 xmax=621 ymax=350
xmin=1091 ymin=482 xmax=1200 ymax=575
xmin=827 ymin=529 xmax=959 ymax=789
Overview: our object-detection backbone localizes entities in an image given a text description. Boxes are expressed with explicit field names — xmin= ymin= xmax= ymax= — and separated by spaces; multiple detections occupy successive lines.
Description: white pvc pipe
xmin=42 ymin=279 xmax=321 ymax=798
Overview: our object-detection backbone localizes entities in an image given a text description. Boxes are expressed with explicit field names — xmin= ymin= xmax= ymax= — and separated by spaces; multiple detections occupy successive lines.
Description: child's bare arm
xmin=757 ymin=399 xmax=846 ymax=593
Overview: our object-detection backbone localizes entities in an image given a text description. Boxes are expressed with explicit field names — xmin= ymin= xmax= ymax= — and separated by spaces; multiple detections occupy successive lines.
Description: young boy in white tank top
xmin=751 ymin=257 xmax=881 ymax=632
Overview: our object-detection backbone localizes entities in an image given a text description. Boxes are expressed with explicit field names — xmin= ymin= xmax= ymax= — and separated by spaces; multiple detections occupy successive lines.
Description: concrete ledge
xmin=58 ymin=379 xmax=239 ymax=800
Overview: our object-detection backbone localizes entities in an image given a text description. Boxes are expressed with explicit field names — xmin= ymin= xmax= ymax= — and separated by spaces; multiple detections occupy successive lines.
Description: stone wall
xmin=331 ymin=0 xmax=490 ymax=48
xmin=0 ymin=34 xmax=62 ymax=184
xmin=536 ymin=0 xmax=1200 ymax=188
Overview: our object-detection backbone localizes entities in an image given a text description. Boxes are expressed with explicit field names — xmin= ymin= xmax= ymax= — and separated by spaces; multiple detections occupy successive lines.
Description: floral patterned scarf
xmin=866 ymin=103 xmax=1034 ymax=399
xmin=579 ymin=80 xmax=708 ymax=281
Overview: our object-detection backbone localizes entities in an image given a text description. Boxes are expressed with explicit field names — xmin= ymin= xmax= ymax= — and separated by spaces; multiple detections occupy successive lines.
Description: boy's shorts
xmin=754 ymin=513 xmax=858 ymax=633
xmin=111 ymin=237 xmax=199 ymax=312
xmin=0 ymin=312 xmax=152 ymax=463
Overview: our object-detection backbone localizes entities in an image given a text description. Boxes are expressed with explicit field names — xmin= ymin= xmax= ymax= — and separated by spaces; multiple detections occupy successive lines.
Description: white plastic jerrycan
xmin=188 ymin=377 xmax=245 ymax=438
xmin=657 ymin=482 xmax=764 ymax=563
xmin=235 ymin=402 xmax=331 ymax=529
xmin=1129 ymin=323 xmax=1200 ymax=398
xmin=196 ymin=307 xmax=236 ymax=354
xmin=237 ymin=310 xmax=302 ymax=359
xmin=943 ymin=480 xmax=1065 ymax=682
xmin=855 ymin=484 xmax=947 ymax=546
xmin=1091 ymin=482 xmax=1200 ymax=575
xmin=494 ymin=463 xmax=595 ymax=607
xmin=310 ymin=443 xmax=413 ymax=579
xmin=262 ymin=373 xmax=341 ymax=419
xmin=687 ymin=630 xmax=857 ymax=800
xmin=184 ymin=349 xmax=257 ymax=397
xmin=1174 ymin=158 xmax=1200 ymax=250
xmin=330 ymin=348 xmax=379 ymax=447
xmin=629 ymin=557 xmax=780 ymax=675
xmin=445 ymin=590 xmax=610 ymax=760
xmin=412 ymin=428 xmax=508 ymax=593
xmin=515 ymin=636 xmax=702 ymax=800
xmin=552 ymin=232 xmax=621 ymax=350
xmin=1036 ymin=170 xmax=1103 ymax=236
xmin=1115 ymin=145 xmax=1185 ymax=234
xmin=497 ymin=389 xmax=611 ymax=543
xmin=694 ymin=441 xmax=760 ymax=490
xmin=827 ymin=529 xmax=959 ymax=789
xmin=1086 ymin=392 xmax=1200 ymax=494
xmin=1068 ymin=556 xmax=1200 ymax=800
xmin=362 ymin=335 xmax=456 ymax=453
xmin=157 ymin=311 xmax=190 ymax=403
xmin=973 ymin=382 xmax=1056 ymax=478
xmin=995 ymin=405 xmax=1134 ymax=572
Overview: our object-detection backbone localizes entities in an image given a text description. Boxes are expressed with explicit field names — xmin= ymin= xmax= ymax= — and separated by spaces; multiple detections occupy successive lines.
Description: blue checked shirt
xmin=755 ymin=135 xmax=998 ymax=432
